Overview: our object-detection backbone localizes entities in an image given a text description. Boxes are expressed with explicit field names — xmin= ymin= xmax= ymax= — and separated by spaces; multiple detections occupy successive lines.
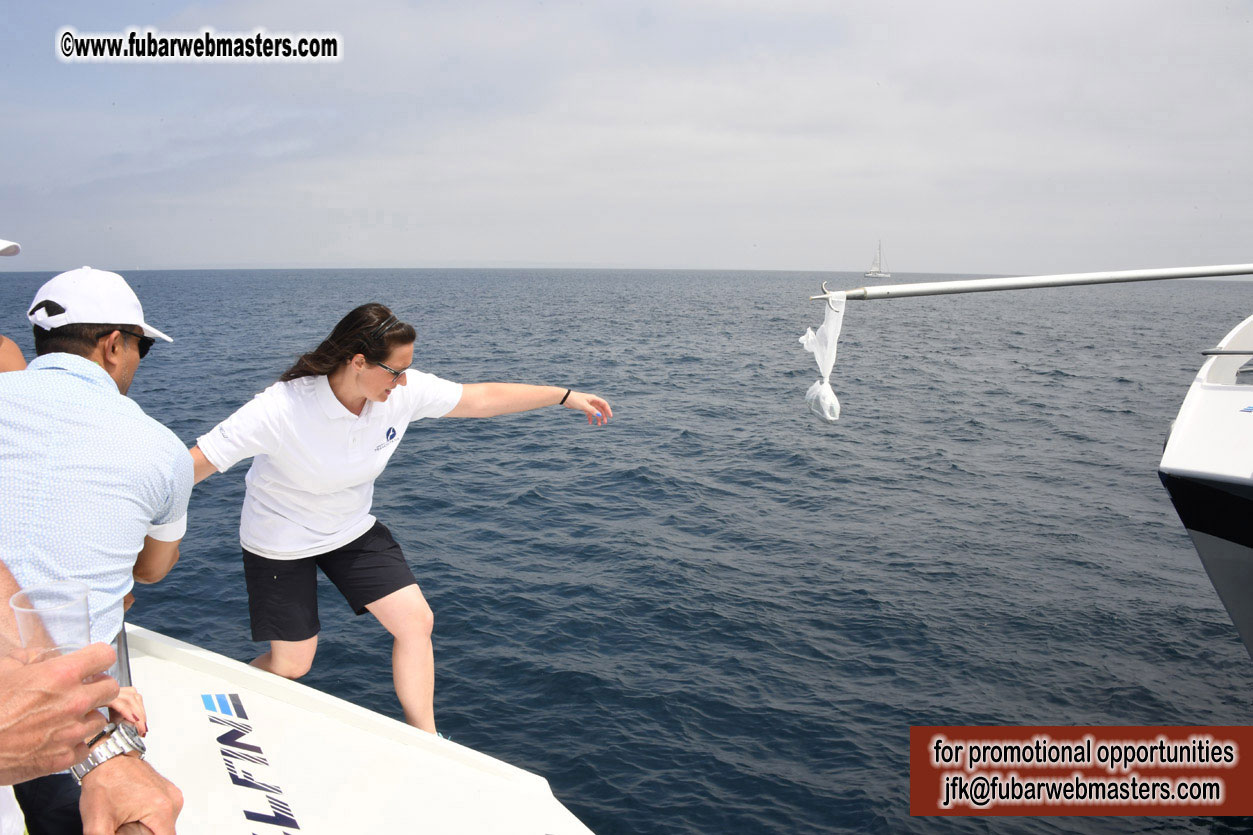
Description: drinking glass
xmin=9 ymin=581 xmax=91 ymax=662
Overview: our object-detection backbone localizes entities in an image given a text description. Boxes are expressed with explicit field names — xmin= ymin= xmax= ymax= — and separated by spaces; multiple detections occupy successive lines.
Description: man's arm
xmin=0 ymin=528 xmax=180 ymax=830
xmin=132 ymin=536 xmax=181 ymax=585
xmin=135 ymin=451 xmax=190 ymax=586
xmin=131 ymin=437 xmax=194 ymax=587
xmin=0 ymin=560 xmax=121 ymax=783
xmin=79 ymin=752 xmax=182 ymax=835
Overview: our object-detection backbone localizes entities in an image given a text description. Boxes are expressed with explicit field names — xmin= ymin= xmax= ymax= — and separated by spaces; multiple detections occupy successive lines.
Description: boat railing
xmin=812 ymin=263 xmax=1253 ymax=304
xmin=1200 ymin=313 xmax=1253 ymax=386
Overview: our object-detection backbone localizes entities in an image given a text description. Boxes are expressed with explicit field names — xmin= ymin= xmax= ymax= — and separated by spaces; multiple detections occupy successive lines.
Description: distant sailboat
xmin=864 ymin=241 xmax=890 ymax=279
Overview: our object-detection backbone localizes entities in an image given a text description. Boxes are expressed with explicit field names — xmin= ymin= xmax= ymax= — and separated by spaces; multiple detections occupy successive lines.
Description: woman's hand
xmin=563 ymin=391 xmax=612 ymax=426
xmin=108 ymin=686 xmax=148 ymax=736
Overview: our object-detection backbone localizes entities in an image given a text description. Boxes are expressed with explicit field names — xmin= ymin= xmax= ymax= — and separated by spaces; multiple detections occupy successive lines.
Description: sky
xmin=1 ymin=0 xmax=1251 ymax=275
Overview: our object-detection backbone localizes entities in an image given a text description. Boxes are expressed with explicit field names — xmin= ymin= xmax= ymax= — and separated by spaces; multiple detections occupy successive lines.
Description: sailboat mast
xmin=863 ymin=240 xmax=890 ymax=278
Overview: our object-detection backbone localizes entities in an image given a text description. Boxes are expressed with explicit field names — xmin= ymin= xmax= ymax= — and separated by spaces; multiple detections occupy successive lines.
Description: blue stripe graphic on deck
xmin=202 ymin=693 xmax=246 ymax=718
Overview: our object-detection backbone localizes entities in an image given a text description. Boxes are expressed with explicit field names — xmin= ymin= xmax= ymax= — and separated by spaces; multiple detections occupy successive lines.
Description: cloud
xmin=3 ymin=0 xmax=1251 ymax=272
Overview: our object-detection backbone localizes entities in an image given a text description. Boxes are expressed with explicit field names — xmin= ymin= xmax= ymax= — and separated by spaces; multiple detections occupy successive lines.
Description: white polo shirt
xmin=197 ymin=372 xmax=462 ymax=559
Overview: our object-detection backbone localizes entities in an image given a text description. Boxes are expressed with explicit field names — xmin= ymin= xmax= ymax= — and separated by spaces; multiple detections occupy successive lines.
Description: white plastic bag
xmin=798 ymin=292 xmax=846 ymax=422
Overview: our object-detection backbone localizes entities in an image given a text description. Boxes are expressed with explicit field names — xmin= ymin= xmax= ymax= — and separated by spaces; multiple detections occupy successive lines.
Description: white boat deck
xmin=1160 ymin=312 xmax=1253 ymax=485
xmin=128 ymin=625 xmax=593 ymax=835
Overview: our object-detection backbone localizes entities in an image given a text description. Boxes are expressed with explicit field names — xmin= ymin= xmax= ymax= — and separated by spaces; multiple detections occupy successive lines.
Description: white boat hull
xmin=1159 ymin=312 xmax=1253 ymax=659
xmin=127 ymin=625 xmax=593 ymax=834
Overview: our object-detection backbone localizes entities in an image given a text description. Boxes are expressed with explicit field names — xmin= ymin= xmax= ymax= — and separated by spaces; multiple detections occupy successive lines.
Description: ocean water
xmin=2 ymin=268 xmax=1252 ymax=834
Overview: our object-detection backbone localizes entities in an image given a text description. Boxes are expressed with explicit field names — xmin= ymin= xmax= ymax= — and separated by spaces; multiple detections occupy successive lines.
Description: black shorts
xmin=242 ymin=521 xmax=417 ymax=642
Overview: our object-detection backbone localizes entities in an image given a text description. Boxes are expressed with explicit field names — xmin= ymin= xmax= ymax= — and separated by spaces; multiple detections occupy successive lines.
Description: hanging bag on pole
xmin=799 ymin=291 xmax=845 ymax=423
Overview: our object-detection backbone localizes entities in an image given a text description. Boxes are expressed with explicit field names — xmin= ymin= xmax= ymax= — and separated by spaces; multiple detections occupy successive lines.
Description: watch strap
xmin=70 ymin=722 xmax=146 ymax=784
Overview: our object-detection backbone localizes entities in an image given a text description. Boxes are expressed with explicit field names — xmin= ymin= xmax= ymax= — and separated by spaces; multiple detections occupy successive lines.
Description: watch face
xmin=118 ymin=722 xmax=147 ymax=753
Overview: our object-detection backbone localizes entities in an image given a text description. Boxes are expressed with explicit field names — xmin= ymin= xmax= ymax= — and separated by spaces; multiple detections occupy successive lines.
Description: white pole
xmin=811 ymin=263 xmax=1253 ymax=302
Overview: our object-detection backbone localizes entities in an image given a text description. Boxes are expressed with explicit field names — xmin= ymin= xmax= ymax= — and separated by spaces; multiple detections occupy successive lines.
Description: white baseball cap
xmin=27 ymin=267 xmax=173 ymax=342
xmin=0 ymin=239 xmax=19 ymax=256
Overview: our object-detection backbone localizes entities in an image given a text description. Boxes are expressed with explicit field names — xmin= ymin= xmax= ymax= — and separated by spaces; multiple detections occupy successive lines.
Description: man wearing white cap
xmin=0 ymin=267 xmax=188 ymax=835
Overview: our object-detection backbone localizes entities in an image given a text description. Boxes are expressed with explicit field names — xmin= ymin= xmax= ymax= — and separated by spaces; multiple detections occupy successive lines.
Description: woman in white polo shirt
xmin=190 ymin=303 xmax=611 ymax=735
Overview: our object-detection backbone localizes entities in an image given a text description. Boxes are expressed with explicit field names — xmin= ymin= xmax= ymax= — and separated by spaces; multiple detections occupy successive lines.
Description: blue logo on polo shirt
xmin=375 ymin=426 xmax=399 ymax=451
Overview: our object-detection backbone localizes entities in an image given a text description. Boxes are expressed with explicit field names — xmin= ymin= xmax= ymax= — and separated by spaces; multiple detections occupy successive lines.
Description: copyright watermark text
xmin=58 ymin=28 xmax=342 ymax=62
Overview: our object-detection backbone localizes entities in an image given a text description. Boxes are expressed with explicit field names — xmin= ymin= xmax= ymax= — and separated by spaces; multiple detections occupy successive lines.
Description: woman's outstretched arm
xmin=189 ymin=446 xmax=219 ymax=484
xmin=445 ymin=384 xmax=612 ymax=425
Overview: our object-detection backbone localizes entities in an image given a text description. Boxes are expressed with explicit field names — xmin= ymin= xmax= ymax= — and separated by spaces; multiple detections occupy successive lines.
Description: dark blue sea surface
xmin=3 ymin=269 xmax=1252 ymax=834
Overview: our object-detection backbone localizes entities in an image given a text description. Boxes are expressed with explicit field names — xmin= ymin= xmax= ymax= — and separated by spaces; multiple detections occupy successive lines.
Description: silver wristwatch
xmin=70 ymin=722 xmax=146 ymax=784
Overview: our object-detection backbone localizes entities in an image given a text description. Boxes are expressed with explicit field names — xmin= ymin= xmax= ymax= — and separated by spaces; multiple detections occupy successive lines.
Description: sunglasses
xmin=372 ymin=360 xmax=409 ymax=382
xmin=98 ymin=328 xmax=155 ymax=359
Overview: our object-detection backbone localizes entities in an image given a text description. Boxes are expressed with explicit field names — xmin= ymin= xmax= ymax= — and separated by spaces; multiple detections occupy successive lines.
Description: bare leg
xmin=365 ymin=584 xmax=436 ymax=733
xmin=252 ymin=635 xmax=318 ymax=679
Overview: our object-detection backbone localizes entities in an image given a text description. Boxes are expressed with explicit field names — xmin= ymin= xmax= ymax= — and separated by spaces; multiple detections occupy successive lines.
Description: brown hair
xmin=280 ymin=303 xmax=416 ymax=382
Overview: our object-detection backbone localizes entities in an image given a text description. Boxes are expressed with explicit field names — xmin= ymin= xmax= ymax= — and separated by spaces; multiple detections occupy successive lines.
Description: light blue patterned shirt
xmin=0 ymin=353 xmax=193 ymax=644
